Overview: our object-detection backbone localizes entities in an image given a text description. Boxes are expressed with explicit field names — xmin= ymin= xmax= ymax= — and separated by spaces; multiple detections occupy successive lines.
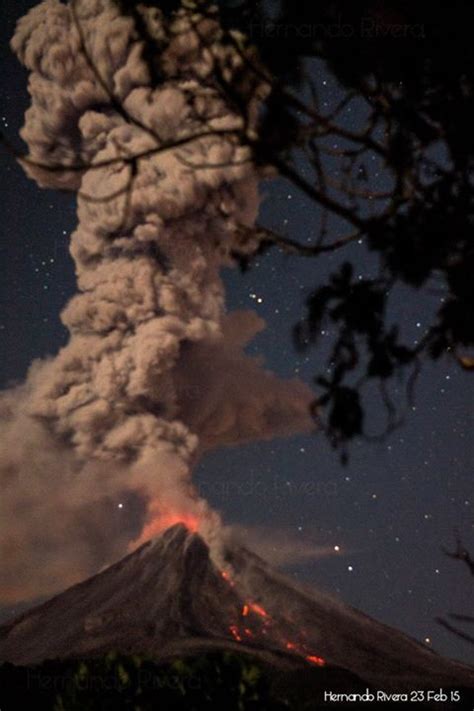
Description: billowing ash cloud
xmin=0 ymin=0 xmax=314 ymax=603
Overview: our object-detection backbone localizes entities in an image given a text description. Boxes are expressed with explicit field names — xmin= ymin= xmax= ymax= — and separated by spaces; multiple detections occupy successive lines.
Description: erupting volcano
xmin=131 ymin=506 xmax=203 ymax=547
xmin=2 ymin=3 xmax=474 ymax=706
xmin=0 ymin=0 xmax=315 ymax=606
xmin=1 ymin=524 xmax=473 ymax=695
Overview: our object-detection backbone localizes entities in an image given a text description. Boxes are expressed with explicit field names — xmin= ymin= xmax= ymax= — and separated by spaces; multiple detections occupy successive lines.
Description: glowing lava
xmin=248 ymin=602 xmax=269 ymax=619
xmin=141 ymin=512 xmax=201 ymax=539
xmin=306 ymin=654 xmax=326 ymax=667
xmin=229 ymin=625 xmax=242 ymax=642
xmin=221 ymin=570 xmax=235 ymax=587
xmin=221 ymin=569 xmax=326 ymax=668
xmin=131 ymin=505 xmax=202 ymax=548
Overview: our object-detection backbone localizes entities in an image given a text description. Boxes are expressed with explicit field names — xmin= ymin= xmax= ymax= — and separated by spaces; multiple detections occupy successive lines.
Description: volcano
xmin=1 ymin=524 xmax=473 ymax=694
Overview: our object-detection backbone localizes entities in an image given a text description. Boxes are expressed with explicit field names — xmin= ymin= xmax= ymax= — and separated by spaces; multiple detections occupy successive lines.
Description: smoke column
xmin=0 ymin=0 xmax=314 ymax=603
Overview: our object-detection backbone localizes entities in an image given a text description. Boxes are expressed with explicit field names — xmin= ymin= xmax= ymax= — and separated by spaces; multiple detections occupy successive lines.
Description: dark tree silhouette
xmin=437 ymin=534 xmax=474 ymax=646
xmin=212 ymin=0 xmax=474 ymax=457
xmin=2 ymin=0 xmax=473 ymax=459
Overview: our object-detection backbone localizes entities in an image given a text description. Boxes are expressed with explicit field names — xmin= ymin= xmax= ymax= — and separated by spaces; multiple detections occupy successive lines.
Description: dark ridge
xmin=0 ymin=524 xmax=473 ymax=695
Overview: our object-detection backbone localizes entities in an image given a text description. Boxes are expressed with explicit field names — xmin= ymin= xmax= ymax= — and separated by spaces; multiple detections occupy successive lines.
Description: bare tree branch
xmin=236 ymin=224 xmax=361 ymax=257
xmin=443 ymin=533 xmax=474 ymax=577
xmin=71 ymin=0 xmax=164 ymax=146
xmin=436 ymin=617 xmax=474 ymax=645
xmin=0 ymin=126 xmax=244 ymax=177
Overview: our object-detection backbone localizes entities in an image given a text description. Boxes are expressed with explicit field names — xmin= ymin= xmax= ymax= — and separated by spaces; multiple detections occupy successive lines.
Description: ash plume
xmin=0 ymin=0 xmax=314 ymax=603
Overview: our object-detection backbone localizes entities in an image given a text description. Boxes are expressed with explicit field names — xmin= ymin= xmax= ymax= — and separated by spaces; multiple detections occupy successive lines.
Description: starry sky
xmin=1 ymin=0 xmax=473 ymax=664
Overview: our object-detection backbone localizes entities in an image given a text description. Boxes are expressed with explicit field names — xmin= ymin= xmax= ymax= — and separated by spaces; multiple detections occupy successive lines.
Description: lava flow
xmin=220 ymin=570 xmax=326 ymax=668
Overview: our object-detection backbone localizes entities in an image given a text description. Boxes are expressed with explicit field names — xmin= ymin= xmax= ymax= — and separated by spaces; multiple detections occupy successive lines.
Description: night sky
xmin=1 ymin=1 xmax=473 ymax=665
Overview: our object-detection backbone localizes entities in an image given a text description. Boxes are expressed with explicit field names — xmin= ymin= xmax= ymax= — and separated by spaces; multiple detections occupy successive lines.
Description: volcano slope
xmin=0 ymin=524 xmax=473 ymax=696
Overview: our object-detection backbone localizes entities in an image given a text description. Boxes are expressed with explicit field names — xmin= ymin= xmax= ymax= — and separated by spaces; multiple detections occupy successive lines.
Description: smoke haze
xmin=0 ymin=0 xmax=314 ymax=603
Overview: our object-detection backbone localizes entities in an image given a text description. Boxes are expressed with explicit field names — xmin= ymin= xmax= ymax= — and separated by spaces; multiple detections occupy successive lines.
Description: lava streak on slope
xmin=220 ymin=569 xmax=326 ymax=667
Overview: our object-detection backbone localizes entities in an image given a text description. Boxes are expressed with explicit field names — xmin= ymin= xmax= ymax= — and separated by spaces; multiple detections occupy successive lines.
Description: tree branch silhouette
xmin=2 ymin=0 xmax=473 ymax=457
xmin=437 ymin=533 xmax=474 ymax=646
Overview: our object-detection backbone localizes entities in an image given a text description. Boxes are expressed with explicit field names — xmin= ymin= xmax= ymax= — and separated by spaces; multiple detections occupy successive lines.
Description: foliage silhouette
xmin=3 ymin=0 xmax=473 ymax=457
